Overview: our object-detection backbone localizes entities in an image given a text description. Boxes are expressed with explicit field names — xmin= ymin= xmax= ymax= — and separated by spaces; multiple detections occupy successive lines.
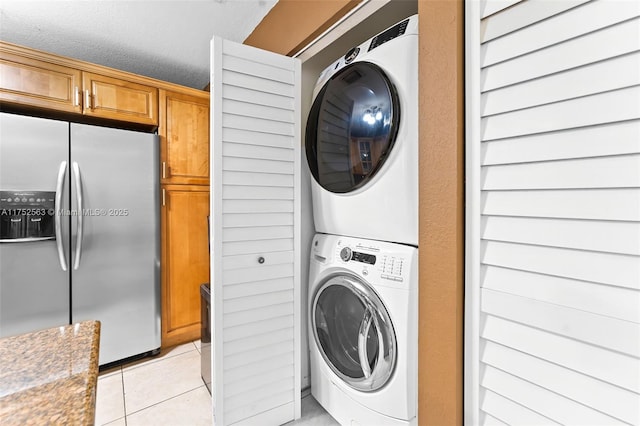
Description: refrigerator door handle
xmin=72 ymin=162 xmax=84 ymax=270
xmin=55 ymin=161 xmax=68 ymax=271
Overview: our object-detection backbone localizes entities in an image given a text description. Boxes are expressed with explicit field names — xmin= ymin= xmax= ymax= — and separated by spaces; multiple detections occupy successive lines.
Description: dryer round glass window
xmin=306 ymin=62 xmax=400 ymax=193
xmin=311 ymin=274 xmax=396 ymax=392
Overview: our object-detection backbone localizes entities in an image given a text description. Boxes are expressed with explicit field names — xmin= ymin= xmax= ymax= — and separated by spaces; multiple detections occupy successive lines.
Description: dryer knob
xmin=340 ymin=247 xmax=352 ymax=262
xmin=344 ymin=47 xmax=360 ymax=64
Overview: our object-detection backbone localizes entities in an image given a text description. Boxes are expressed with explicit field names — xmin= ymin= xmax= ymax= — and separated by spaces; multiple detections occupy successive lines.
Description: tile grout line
xmin=122 ymin=385 xmax=208 ymax=418
xmin=121 ymin=367 xmax=128 ymax=426
xmin=99 ymin=340 xmax=201 ymax=425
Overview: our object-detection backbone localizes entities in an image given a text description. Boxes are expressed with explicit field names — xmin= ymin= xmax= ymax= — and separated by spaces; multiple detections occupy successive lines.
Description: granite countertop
xmin=0 ymin=320 xmax=101 ymax=425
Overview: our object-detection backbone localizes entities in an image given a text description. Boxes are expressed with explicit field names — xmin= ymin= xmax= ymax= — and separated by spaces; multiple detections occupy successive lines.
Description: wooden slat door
xmin=210 ymin=36 xmax=301 ymax=425
xmin=466 ymin=1 xmax=640 ymax=424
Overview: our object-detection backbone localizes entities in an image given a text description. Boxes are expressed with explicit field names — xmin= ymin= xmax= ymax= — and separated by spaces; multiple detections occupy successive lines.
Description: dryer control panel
xmin=368 ymin=18 xmax=410 ymax=52
xmin=312 ymin=14 xmax=419 ymax=99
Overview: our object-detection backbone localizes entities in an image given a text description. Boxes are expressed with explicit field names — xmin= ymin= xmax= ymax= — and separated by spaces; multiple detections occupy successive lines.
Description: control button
xmin=362 ymin=269 xmax=368 ymax=276
xmin=21 ymin=198 xmax=27 ymax=202
xmin=29 ymin=198 xmax=35 ymax=202
xmin=394 ymin=277 xmax=404 ymax=282
xmin=344 ymin=47 xmax=360 ymax=64
xmin=340 ymin=247 xmax=352 ymax=262
xmin=381 ymin=274 xmax=393 ymax=280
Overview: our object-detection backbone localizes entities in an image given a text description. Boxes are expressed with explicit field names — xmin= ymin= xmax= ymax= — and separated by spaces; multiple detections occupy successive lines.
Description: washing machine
xmin=305 ymin=15 xmax=418 ymax=246
xmin=308 ymin=233 xmax=418 ymax=425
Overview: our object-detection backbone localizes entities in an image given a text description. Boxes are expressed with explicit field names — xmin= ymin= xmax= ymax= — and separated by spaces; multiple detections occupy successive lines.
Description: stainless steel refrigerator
xmin=0 ymin=112 xmax=160 ymax=365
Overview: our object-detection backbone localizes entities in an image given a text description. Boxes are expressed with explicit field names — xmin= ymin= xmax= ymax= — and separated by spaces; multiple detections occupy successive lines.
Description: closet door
xmin=466 ymin=1 xmax=640 ymax=425
xmin=210 ymin=36 xmax=301 ymax=425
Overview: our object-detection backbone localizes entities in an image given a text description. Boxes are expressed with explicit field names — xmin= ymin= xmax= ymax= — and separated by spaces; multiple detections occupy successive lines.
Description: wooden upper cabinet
xmin=82 ymin=72 xmax=158 ymax=125
xmin=0 ymin=42 xmax=159 ymax=126
xmin=160 ymin=90 xmax=210 ymax=185
xmin=0 ymin=50 xmax=82 ymax=114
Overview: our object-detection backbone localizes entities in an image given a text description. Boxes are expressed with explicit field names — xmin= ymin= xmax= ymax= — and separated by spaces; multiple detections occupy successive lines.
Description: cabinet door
xmin=0 ymin=50 xmax=82 ymax=114
xmin=161 ymin=185 xmax=210 ymax=347
xmin=82 ymin=72 xmax=158 ymax=125
xmin=160 ymin=90 xmax=210 ymax=185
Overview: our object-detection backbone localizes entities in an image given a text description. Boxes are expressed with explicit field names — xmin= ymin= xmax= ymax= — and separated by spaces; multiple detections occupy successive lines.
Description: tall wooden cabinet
xmin=161 ymin=185 xmax=210 ymax=347
xmin=160 ymin=89 xmax=210 ymax=347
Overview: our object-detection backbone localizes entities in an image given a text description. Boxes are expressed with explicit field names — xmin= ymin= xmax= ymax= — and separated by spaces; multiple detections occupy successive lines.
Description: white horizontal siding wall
xmin=466 ymin=0 xmax=640 ymax=424
xmin=211 ymin=36 xmax=301 ymax=425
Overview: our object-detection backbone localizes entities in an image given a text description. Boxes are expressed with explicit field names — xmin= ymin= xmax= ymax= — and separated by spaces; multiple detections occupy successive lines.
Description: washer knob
xmin=340 ymin=247 xmax=352 ymax=262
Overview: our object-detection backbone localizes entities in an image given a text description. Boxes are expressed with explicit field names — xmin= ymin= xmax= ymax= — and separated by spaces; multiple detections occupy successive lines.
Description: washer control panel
xmin=379 ymin=255 xmax=405 ymax=282
xmin=331 ymin=236 xmax=414 ymax=288
xmin=352 ymin=251 xmax=376 ymax=265
xmin=339 ymin=246 xmax=352 ymax=262
xmin=340 ymin=246 xmax=377 ymax=265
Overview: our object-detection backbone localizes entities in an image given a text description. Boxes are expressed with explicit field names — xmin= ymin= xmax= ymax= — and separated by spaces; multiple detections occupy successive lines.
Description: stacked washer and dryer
xmin=305 ymin=15 xmax=419 ymax=426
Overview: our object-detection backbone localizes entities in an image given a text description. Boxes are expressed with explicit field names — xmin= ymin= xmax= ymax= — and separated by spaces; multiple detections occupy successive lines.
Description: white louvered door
xmin=466 ymin=1 xmax=640 ymax=424
xmin=210 ymin=36 xmax=301 ymax=425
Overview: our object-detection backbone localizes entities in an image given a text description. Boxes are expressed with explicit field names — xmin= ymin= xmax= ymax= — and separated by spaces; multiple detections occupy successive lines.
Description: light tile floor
xmin=95 ymin=341 xmax=338 ymax=426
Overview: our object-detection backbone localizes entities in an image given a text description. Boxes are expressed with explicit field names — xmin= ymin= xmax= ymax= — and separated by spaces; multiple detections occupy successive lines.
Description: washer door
xmin=306 ymin=62 xmax=400 ymax=193
xmin=311 ymin=274 xmax=396 ymax=392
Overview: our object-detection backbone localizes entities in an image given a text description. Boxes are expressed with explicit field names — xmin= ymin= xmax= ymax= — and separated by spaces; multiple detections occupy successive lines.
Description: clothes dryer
xmin=308 ymin=233 xmax=418 ymax=425
xmin=306 ymin=15 xmax=418 ymax=246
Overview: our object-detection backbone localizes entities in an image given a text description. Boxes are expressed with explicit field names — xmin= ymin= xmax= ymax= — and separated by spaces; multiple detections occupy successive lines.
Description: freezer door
xmin=70 ymin=123 xmax=160 ymax=365
xmin=0 ymin=113 xmax=71 ymax=337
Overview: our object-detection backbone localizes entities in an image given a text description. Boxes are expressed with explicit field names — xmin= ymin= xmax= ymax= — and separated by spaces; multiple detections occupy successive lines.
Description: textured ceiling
xmin=0 ymin=0 xmax=278 ymax=90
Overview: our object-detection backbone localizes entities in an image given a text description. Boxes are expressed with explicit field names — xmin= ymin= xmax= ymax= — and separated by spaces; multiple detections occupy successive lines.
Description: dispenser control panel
xmin=0 ymin=190 xmax=56 ymax=241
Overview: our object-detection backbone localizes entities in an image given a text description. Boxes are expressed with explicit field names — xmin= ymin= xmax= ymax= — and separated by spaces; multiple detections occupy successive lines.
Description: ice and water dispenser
xmin=0 ymin=191 xmax=56 ymax=242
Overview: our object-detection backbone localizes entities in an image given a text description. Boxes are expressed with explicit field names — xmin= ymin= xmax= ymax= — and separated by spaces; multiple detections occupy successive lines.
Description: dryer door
xmin=306 ymin=62 xmax=400 ymax=193
xmin=312 ymin=273 xmax=396 ymax=392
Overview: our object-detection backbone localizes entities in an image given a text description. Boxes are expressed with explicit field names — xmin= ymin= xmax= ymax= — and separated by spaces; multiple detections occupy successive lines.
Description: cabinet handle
xmin=162 ymin=162 xmax=167 ymax=179
xmin=84 ymin=89 xmax=92 ymax=109
xmin=162 ymin=188 xmax=166 ymax=207
xmin=74 ymin=87 xmax=80 ymax=107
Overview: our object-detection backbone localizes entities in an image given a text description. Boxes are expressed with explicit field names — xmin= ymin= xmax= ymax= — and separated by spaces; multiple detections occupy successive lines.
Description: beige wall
xmin=417 ymin=1 xmax=464 ymax=424
xmin=246 ymin=1 xmax=465 ymax=424
xmin=244 ymin=0 xmax=360 ymax=56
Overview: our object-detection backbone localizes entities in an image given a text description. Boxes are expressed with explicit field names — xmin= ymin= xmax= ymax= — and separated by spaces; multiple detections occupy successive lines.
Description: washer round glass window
xmin=312 ymin=274 xmax=396 ymax=392
xmin=306 ymin=62 xmax=400 ymax=193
